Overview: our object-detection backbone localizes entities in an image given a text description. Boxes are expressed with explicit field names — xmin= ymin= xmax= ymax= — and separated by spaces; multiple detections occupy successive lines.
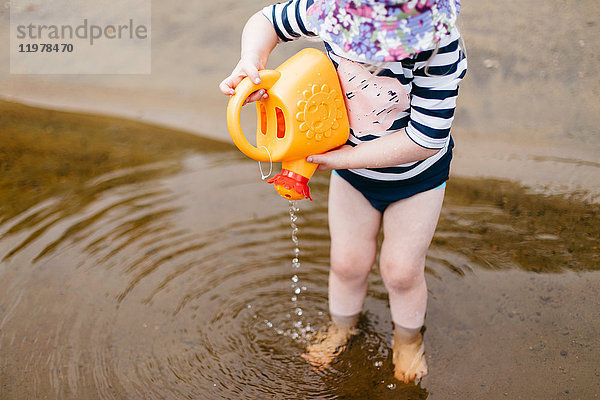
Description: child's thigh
xmin=328 ymin=173 xmax=381 ymax=261
xmin=381 ymin=187 xmax=445 ymax=261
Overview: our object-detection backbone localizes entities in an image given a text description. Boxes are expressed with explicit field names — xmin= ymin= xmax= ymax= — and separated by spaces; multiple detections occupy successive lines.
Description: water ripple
xmin=2 ymin=108 xmax=598 ymax=399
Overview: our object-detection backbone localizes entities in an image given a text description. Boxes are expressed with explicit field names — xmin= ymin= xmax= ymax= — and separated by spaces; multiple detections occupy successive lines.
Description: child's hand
xmin=219 ymin=54 xmax=269 ymax=105
xmin=307 ymin=145 xmax=353 ymax=171
xmin=219 ymin=10 xmax=278 ymax=104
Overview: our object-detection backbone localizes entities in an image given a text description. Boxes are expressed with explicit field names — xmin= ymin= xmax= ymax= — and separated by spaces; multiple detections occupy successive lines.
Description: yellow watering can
xmin=226 ymin=48 xmax=350 ymax=200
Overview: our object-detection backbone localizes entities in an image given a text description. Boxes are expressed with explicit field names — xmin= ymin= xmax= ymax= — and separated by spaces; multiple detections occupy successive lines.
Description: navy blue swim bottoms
xmin=333 ymin=136 xmax=453 ymax=212
xmin=333 ymin=169 xmax=447 ymax=212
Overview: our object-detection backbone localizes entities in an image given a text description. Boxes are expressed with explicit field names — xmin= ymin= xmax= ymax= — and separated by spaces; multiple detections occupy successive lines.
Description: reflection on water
xmin=0 ymin=101 xmax=598 ymax=399
xmin=437 ymin=177 xmax=599 ymax=273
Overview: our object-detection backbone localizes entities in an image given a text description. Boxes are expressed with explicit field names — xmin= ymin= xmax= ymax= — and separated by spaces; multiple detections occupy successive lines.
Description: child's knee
xmin=330 ymin=247 xmax=374 ymax=282
xmin=380 ymin=256 xmax=425 ymax=291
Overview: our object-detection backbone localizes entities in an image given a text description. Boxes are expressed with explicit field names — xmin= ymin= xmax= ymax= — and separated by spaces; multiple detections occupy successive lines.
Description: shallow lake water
xmin=0 ymin=101 xmax=598 ymax=399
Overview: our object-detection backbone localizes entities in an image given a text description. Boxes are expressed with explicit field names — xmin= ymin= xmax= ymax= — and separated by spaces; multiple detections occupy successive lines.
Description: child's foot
xmin=392 ymin=331 xmax=428 ymax=383
xmin=301 ymin=322 xmax=358 ymax=369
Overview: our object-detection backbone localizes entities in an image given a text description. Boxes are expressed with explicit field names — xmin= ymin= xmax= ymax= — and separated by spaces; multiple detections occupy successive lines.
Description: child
xmin=220 ymin=0 xmax=466 ymax=383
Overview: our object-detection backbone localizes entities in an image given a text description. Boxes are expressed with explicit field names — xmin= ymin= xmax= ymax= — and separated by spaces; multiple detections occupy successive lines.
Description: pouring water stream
xmin=259 ymin=201 xmax=314 ymax=342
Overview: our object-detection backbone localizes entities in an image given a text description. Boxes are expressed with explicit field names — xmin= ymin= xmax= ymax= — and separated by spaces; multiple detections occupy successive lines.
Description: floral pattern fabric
xmin=306 ymin=0 xmax=460 ymax=62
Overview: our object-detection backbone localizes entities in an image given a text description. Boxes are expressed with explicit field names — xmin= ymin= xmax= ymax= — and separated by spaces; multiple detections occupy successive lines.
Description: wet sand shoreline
xmin=1 ymin=79 xmax=599 ymax=205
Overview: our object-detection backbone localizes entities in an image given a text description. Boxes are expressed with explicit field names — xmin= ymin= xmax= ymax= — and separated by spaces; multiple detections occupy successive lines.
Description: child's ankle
xmin=393 ymin=323 xmax=423 ymax=345
xmin=330 ymin=312 xmax=359 ymax=331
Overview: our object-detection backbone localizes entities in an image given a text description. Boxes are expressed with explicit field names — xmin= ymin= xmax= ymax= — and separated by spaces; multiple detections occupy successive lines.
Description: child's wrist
xmin=342 ymin=145 xmax=357 ymax=169
xmin=240 ymin=50 xmax=267 ymax=67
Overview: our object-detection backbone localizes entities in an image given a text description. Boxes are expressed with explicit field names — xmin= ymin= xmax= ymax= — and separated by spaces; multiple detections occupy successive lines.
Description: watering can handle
xmin=226 ymin=69 xmax=282 ymax=162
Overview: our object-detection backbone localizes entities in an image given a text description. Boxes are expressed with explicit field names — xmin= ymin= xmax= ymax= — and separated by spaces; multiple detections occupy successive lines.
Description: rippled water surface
xmin=1 ymin=101 xmax=599 ymax=399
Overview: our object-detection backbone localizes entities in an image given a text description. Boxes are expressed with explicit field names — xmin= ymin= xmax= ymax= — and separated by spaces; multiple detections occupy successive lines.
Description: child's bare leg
xmin=328 ymin=173 xmax=380 ymax=317
xmin=380 ymin=186 xmax=445 ymax=382
xmin=302 ymin=173 xmax=380 ymax=368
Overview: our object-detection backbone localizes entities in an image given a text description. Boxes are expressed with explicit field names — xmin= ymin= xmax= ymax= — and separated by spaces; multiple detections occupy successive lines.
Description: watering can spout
xmin=226 ymin=48 xmax=349 ymax=200
xmin=267 ymin=158 xmax=319 ymax=200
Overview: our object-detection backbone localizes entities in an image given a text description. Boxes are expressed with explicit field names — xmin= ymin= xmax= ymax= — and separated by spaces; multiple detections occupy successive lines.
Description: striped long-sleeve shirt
xmin=263 ymin=0 xmax=467 ymax=183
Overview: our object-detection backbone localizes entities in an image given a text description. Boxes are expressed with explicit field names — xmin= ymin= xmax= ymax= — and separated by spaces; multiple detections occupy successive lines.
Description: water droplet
xmin=387 ymin=383 xmax=396 ymax=390
xmin=291 ymin=275 xmax=299 ymax=283
xmin=291 ymin=296 xmax=297 ymax=302
xmin=374 ymin=361 xmax=383 ymax=367
xmin=294 ymin=288 xmax=301 ymax=294
xmin=295 ymin=308 xmax=303 ymax=316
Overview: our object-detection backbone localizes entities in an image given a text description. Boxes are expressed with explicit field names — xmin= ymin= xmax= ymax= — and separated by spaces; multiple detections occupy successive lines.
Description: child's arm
xmin=219 ymin=11 xmax=279 ymax=102
xmin=310 ymin=33 xmax=467 ymax=171
xmin=307 ymin=130 xmax=440 ymax=171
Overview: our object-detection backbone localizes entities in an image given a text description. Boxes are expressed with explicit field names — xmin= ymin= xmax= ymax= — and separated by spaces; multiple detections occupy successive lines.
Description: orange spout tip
xmin=274 ymin=185 xmax=309 ymax=201
xmin=267 ymin=169 xmax=313 ymax=201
